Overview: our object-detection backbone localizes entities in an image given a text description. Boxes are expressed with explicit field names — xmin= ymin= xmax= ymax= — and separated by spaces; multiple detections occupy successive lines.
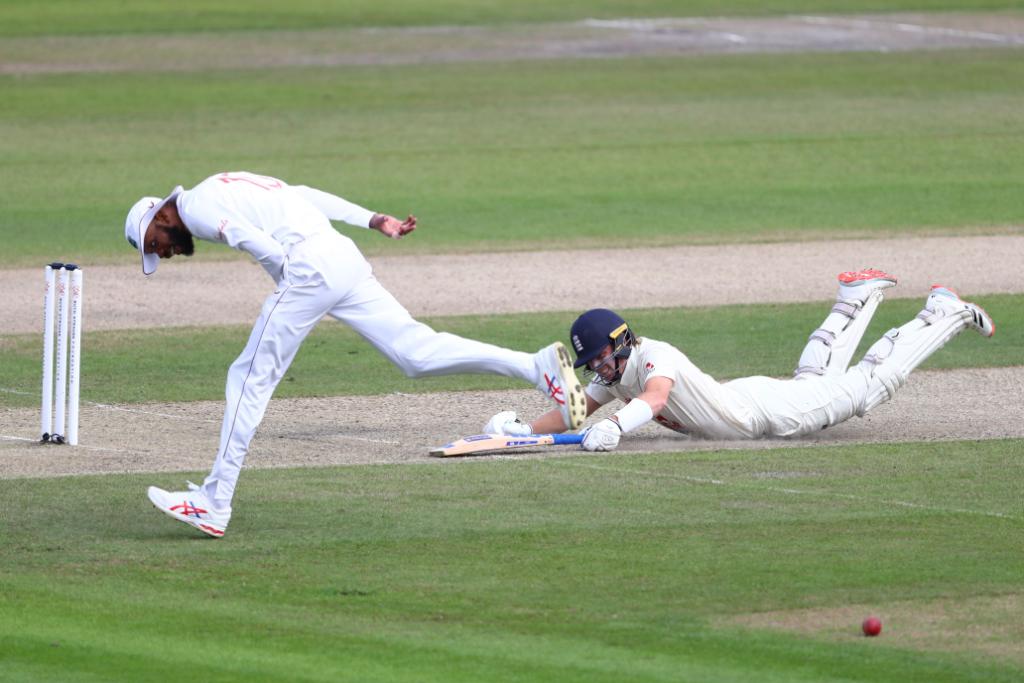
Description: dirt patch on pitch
xmin=2 ymin=233 xmax=1024 ymax=480
xmin=2 ymin=235 xmax=1021 ymax=335
xmin=2 ymin=367 xmax=1022 ymax=480
xmin=725 ymin=593 xmax=1024 ymax=665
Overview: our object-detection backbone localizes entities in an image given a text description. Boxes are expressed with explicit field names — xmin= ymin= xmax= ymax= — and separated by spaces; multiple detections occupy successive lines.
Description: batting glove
xmin=581 ymin=418 xmax=621 ymax=452
xmin=483 ymin=410 xmax=533 ymax=437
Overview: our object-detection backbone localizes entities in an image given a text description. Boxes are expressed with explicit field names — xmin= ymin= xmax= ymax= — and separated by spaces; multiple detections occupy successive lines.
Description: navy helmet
xmin=569 ymin=309 xmax=636 ymax=381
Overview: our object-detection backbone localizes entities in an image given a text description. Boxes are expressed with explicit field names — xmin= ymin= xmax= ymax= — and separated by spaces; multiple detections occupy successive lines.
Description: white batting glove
xmin=482 ymin=411 xmax=533 ymax=437
xmin=581 ymin=418 xmax=622 ymax=452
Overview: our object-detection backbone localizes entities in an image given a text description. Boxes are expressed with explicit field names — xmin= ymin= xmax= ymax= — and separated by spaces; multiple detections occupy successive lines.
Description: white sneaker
xmin=927 ymin=286 xmax=996 ymax=338
xmin=837 ymin=268 xmax=898 ymax=304
xmin=147 ymin=482 xmax=231 ymax=538
xmin=535 ymin=342 xmax=587 ymax=429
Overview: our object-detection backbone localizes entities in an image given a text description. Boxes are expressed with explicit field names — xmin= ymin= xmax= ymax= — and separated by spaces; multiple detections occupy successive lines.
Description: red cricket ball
xmin=862 ymin=616 xmax=883 ymax=637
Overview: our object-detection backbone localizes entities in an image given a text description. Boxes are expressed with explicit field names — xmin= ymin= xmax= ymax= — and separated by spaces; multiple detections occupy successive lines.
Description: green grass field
xmin=2 ymin=440 xmax=1022 ymax=682
xmin=1 ymin=1 xmax=1022 ymax=681
xmin=2 ymin=0 xmax=1022 ymax=36
xmin=3 ymin=49 xmax=1024 ymax=265
xmin=1 ymin=294 xmax=1019 ymax=408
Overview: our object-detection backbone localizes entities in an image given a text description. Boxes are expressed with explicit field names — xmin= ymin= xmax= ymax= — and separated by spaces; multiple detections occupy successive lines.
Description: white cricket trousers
xmin=203 ymin=232 xmax=537 ymax=508
xmin=723 ymin=298 xmax=973 ymax=438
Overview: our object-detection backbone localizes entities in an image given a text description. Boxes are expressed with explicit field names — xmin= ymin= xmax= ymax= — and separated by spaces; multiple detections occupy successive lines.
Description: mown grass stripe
xmin=2 ymin=294 xmax=1018 ymax=407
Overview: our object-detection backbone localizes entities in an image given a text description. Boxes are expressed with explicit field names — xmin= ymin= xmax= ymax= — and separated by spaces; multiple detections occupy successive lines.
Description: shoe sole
xmin=929 ymin=285 xmax=996 ymax=338
xmin=838 ymin=269 xmax=897 ymax=288
xmin=147 ymin=488 xmax=226 ymax=538
xmin=967 ymin=303 xmax=996 ymax=338
xmin=554 ymin=342 xmax=587 ymax=430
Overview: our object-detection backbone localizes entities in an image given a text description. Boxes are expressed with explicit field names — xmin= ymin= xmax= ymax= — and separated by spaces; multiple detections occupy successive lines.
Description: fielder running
xmin=125 ymin=171 xmax=586 ymax=537
xmin=484 ymin=269 xmax=995 ymax=451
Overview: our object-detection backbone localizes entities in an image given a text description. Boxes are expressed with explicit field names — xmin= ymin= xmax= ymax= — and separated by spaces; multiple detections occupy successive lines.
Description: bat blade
xmin=429 ymin=433 xmax=583 ymax=457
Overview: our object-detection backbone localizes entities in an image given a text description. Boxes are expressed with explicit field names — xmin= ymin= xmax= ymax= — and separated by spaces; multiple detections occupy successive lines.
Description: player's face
xmin=143 ymin=218 xmax=194 ymax=260
xmin=586 ymin=345 xmax=620 ymax=383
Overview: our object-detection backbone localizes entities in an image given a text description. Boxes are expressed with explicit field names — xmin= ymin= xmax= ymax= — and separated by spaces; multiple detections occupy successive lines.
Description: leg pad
xmin=831 ymin=300 xmax=861 ymax=319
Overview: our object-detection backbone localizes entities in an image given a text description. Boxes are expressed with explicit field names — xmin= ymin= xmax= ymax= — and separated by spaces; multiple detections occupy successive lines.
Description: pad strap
xmin=831 ymin=300 xmax=861 ymax=318
xmin=809 ymin=328 xmax=835 ymax=346
xmin=862 ymin=328 xmax=899 ymax=366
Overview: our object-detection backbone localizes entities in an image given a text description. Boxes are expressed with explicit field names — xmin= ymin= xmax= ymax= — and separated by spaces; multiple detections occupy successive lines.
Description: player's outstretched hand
xmin=483 ymin=410 xmax=533 ymax=436
xmin=371 ymin=213 xmax=417 ymax=239
xmin=581 ymin=418 xmax=621 ymax=451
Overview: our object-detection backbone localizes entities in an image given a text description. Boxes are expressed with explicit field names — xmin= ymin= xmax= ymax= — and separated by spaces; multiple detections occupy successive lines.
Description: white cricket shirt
xmin=176 ymin=171 xmax=375 ymax=282
xmin=584 ymin=337 xmax=765 ymax=439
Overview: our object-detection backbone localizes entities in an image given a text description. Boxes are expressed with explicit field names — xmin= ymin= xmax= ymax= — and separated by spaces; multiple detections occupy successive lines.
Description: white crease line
xmin=558 ymin=460 xmax=1020 ymax=521
xmin=89 ymin=402 xmax=221 ymax=423
xmin=274 ymin=432 xmax=402 ymax=446
xmin=6 ymin=388 xmax=402 ymax=446
xmin=582 ymin=17 xmax=748 ymax=44
xmin=96 ymin=405 xmax=401 ymax=445
xmin=558 ymin=461 xmax=725 ymax=485
xmin=335 ymin=435 xmax=402 ymax=445
xmin=758 ymin=483 xmax=1018 ymax=520
xmin=583 ymin=16 xmax=1024 ymax=45
xmin=798 ymin=15 xmax=1024 ymax=44
xmin=2 ymin=387 xmax=221 ymax=423
xmin=1 ymin=435 xmax=36 ymax=443
xmin=716 ymin=32 xmax=747 ymax=44
xmin=7 ymin=390 xmax=395 ymax=439
xmin=0 ymin=434 xmax=131 ymax=454
xmin=582 ymin=18 xmax=683 ymax=30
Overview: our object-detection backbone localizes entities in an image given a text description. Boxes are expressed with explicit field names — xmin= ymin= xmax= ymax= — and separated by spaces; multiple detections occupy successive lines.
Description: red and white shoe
xmin=837 ymin=268 xmax=898 ymax=304
xmin=535 ymin=342 xmax=586 ymax=430
xmin=147 ymin=482 xmax=230 ymax=538
xmin=927 ymin=286 xmax=996 ymax=338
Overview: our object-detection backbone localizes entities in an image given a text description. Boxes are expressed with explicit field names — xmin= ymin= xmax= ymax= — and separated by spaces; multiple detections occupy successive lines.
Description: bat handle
xmin=549 ymin=433 xmax=584 ymax=445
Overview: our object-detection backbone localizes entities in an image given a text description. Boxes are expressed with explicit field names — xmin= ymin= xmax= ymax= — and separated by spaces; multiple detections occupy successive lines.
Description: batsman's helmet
xmin=569 ymin=309 xmax=636 ymax=383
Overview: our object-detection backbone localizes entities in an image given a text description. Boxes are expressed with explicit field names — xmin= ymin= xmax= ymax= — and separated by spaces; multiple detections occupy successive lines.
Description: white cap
xmin=124 ymin=186 xmax=183 ymax=275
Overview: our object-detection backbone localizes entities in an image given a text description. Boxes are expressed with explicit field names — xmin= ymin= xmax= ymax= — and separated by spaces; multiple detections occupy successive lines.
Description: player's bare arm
xmin=532 ymin=394 xmax=603 ymax=434
xmin=370 ymin=213 xmax=417 ymax=239
xmin=483 ymin=393 xmax=602 ymax=437
xmin=633 ymin=376 xmax=673 ymax=416
xmin=580 ymin=377 xmax=671 ymax=452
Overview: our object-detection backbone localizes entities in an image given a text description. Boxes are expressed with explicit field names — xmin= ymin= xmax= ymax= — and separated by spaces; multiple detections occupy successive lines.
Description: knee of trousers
xmin=876 ymin=364 xmax=906 ymax=398
xmin=395 ymin=360 xmax=432 ymax=379
xmin=861 ymin=328 xmax=899 ymax=366
xmin=857 ymin=365 xmax=906 ymax=416
xmin=387 ymin=325 xmax=446 ymax=378
xmin=387 ymin=347 xmax=433 ymax=379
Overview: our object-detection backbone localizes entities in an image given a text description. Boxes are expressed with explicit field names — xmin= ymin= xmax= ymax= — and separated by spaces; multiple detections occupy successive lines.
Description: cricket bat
xmin=429 ymin=433 xmax=584 ymax=457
